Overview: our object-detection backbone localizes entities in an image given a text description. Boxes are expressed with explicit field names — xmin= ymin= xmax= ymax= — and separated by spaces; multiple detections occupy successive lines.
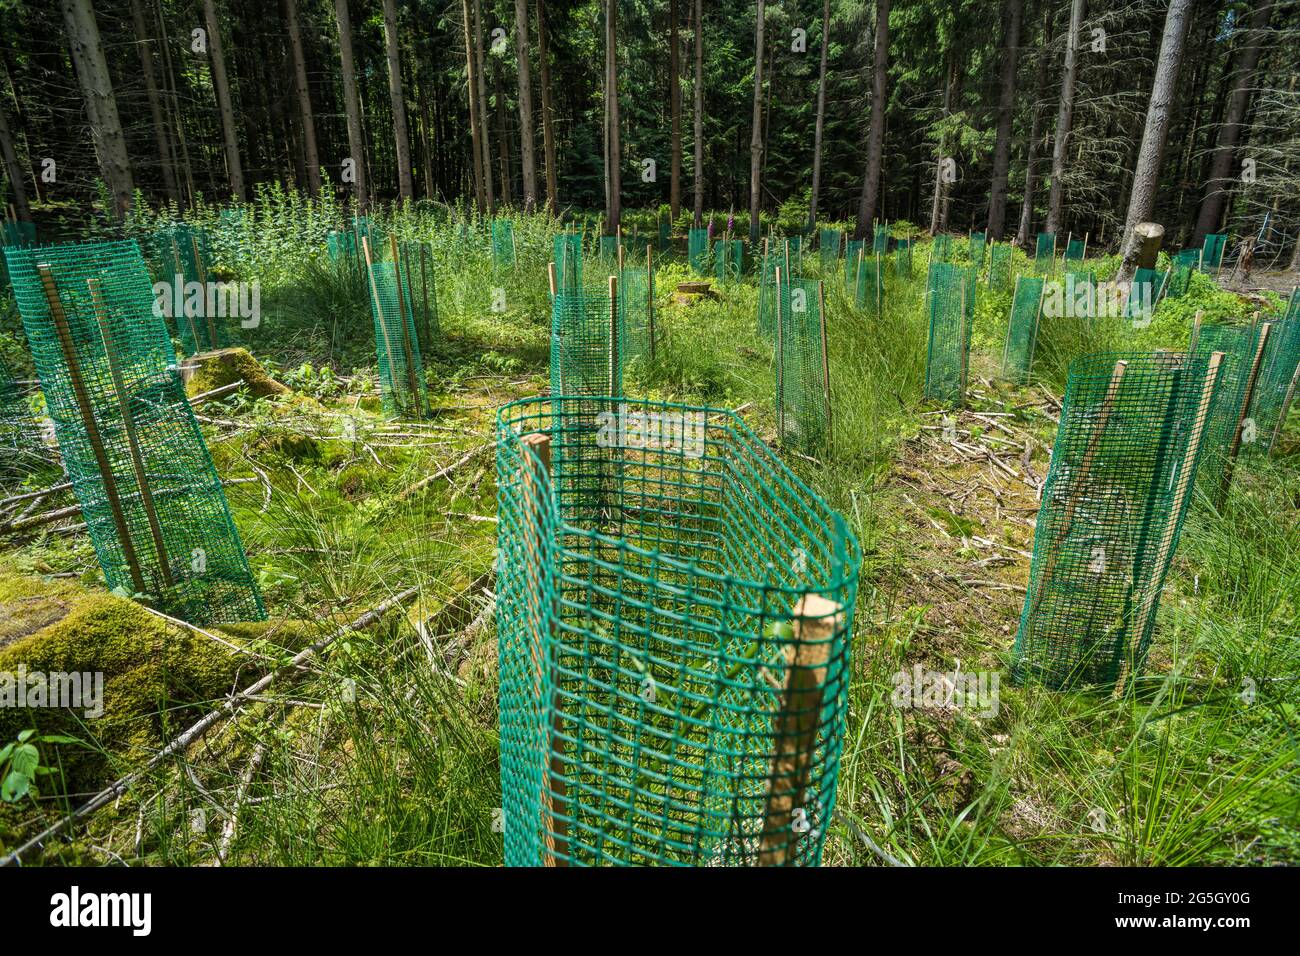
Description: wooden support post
xmin=38 ymin=265 xmax=147 ymax=595
xmin=1113 ymin=352 xmax=1223 ymax=697
xmin=362 ymin=237 xmax=401 ymax=411
xmin=518 ymin=432 xmax=569 ymax=866
xmin=757 ymin=593 xmax=843 ymax=866
xmin=776 ymin=267 xmax=785 ymax=444
xmin=190 ymin=234 xmax=218 ymax=350
xmin=87 ymin=280 xmax=173 ymax=589
xmin=1188 ymin=309 xmax=1204 ymax=355
xmin=607 ymin=275 xmax=619 ymax=396
xmin=1217 ymin=320 xmax=1272 ymax=507
xmin=388 ymin=235 xmax=424 ymax=419
xmin=547 ymin=262 xmax=558 ymax=298
xmin=1082 ymin=232 xmax=1090 ymax=259
xmin=1269 ymin=362 xmax=1300 ymax=455
xmin=817 ymin=280 xmax=832 ymax=455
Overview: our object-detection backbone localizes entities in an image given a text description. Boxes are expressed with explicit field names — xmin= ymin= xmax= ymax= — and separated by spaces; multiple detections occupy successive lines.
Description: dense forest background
xmin=1 ymin=0 xmax=1298 ymax=263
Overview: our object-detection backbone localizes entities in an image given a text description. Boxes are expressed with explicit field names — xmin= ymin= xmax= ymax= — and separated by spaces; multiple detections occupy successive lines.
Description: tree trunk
xmin=461 ymin=0 xmax=485 ymax=214
xmin=513 ymin=0 xmax=538 ymax=211
xmin=284 ymin=0 xmax=321 ymax=196
xmin=380 ymin=0 xmax=413 ymax=200
xmin=1193 ymin=1 xmax=1271 ymax=245
xmin=855 ymin=0 xmax=889 ymax=240
xmin=473 ymin=0 xmax=495 ymax=212
xmin=807 ymin=0 xmax=830 ymax=231
xmin=692 ymin=0 xmax=704 ymax=228
xmin=1119 ymin=0 xmax=1195 ymax=276
xmin=536 ymin=0 xmax=558 ymax=215
xmin=200 ymin=0 xmax=244 ymax=202
xmin=747 ymin=0 xmax=766 ymax=245
xmin=1015 ymin=7 xmax=1052 ymax=246
xmin=0 ymin=95 xmax=30 ymax=221
xmin=129 ymin=0 xmax=178 ymax=201
xmin=334 ymin=0 xmax=367 ymax=211
xmin=928 ymin=53 xmax=954 ymax=235
xmin=987 ymin=0 xmax=1022 ymax=240
xmin=62 ymin=0 xmax=135 ymax=217
xmin=605 ymin=0 xmax=622 ymax=233
xmin=669 ymin=0 xmax=681 ymax=223
xmin=494 ymin=61 xmax=512 ymax=205
xmin=1045 ymin=0 xmax=1085 ymax=235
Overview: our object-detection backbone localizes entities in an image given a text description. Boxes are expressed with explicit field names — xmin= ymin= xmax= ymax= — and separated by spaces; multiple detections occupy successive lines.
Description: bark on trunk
xmin=473 ymin=0 xmax=495 ymax=211
xmin=855 ymin=0 xmax=889 ymax=239
xmin=747 ymin=0 xmax=766 ymax=245
xmin=1045 ymin=0 xmax=1085 ymax=235
xmin=201 ymin=0 xmax=244 ymax=201
xmin=0 ymin=95 xmax=30 ymax=221
xmin=669 ymin=0 xmax=681 ymax=223
xmin=130 ymin=0 xmax=178 ymax=201
xmin=692 ymin=0 xmax=703 ymax=228
xmin=605 ymin=0 xmax=622 ymax=233
xmin=334 ymin=0 xmax=367 ymax=210
xmin=381 ymin=0 xmax=413 ymax=200
xmin=928 ymin=53 xmax=955 ymax=235
xmin=461 ymin=0 xmax=485 ymax=213
xmin=807 ymin=0 xmax=830 ymax=231
xmin=987 ymin=0 xmax=1022 ymax=240
xmin=1015 ymin=7 xmax=1052 ymax=247
xmin=537 ymin=0 xmax=558 ymax=215
xmin=514 ymin=0 xmax=537 ymax=211
xmin=284 ymin=0 xmax=321 ymax=196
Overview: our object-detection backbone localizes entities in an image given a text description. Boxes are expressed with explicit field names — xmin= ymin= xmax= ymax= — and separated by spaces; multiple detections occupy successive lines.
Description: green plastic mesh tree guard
xmin=715 ymin=239 xmax=744 ymax=283
xmin=852 ymin=254 xmax=884 ymax=315
xmin=1191 ymin=321 xmax=1268 ymax=500
xmin=1126 ymin=268 xmax=1160 ymax=323
xmin=1200 ymin=233 xmax=1227 ymax=271
xmin=1173 ymin=248 xmax=1201 ymax=270
xmin=151 ymin=223 xmax=226 ymax=354
xmin=495 ymin=394 xmax=860 ymax=866
xmin=931 ymin=234 xmax=952 ymax=263
xmin=4 ymin=240 xmax=264 ymax=625
xmin=550 ymin=290 xmax=621 ymax=398
xmin=756 ymin=250 xmax=782 ymax=340
xmin=1 ymin=220 xmax=36 ymax=249
xmin=599 ymin=235 xmax=619 ymax=264
xmin=968 ymin=231 xmax=986 ymax=266
xmin=924 ymin=263 xmax=975 ymax=405
xmin=688 ymin=228 xmax=709 ymax=274
xmin=843 ymin=240 xmax=864 ymax=284
xmin=1166 ymin=264 xmax=1193 ymax=298
xmin=783 ymin=236 xmax=804 ymax=273
xmin=618 ymin=266 xmax=654 ymax=369
xmin=1063 ymin=237 xmax=1085 ymax=261
xmin=1003 ymin=276 xmax=1044 ymax=384
xmin=553 ymin=233 xmax=584 ymax=293
xmin=895 ymin=239 xmax=913 ymax=280
xmin=872 ymin=227 xmax=889 ymax=256
xmin=1034 ymin=233 xmax=1056 ymax=273
xmin=818 ymin=228 xmax=841 ymax=268
xmin=989 ymin=243 xmax=1012 ymax=289
xmin=365 ymin=256 xmax=431 ymax=420
xmin=657 ymin=220 xmax=672 ymax=251
xmin=1012 ymin=351 xmax=1223 ymax=692
xmin=776 ymin=277 xmax=831 ymax=455
xmin=1246 ymin=291 xmax=1300 ymax=455
xmin=398 ymin=240 xmax=440 ymax=348
xmin=0 ymin=355 xmax=44 ymax=476
xmin=326 ymin=228 xmax=358 ymax=264
xmin=492 ymin=220 xmax=517 ymax=269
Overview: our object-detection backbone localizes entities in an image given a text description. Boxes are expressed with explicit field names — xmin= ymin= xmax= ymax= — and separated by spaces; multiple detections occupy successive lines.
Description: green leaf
xmin=1 ymin=770 xmax=30 ymax=802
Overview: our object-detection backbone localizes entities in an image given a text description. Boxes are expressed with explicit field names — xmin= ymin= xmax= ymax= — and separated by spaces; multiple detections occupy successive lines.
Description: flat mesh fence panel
xmin=551 ymin=291 xmax=621 ymax=398
xmin=496 ymin=395 xmax=860 ymax=865
xmin=715 ymin=239 xmax=744 ymax=283
xmin=399 ymin=241 xmax=440 ymax=345
xmin=599 ymin=235 xmax=619 ymax=265
xmin=152 ymin=224 xmax=226 ymax=354
xmin=819 ymin=229 xmax=841 ymax=268
xmin=658 ymin=221 xmax=671 ymax=251
xmin=492 ymin=220 xmax=517 ymax=269
xmin=1246 ymin=304 xmax=1300 ymax=454
xmin=2 ymin=221 xmax=37 ymax=247
xmin=872 ymin=228 xmax=889 ymax=256
xmin=757 ymin=252 xmax=779 ymax=340
xmin=1034 ymin=233 xmax=1056 ymax=273
xmin=844 ymin=241 xmax=864 ymax=284
xmin=618 ymin=267 xmax=652 ymax=370
xmin=853 ymin=255 xmax=884 ymax=315
xmin=924 ymin=263 xmax=975 ymax=405
xmin=1063 ymin=237 xmax=1085 ymax=261
xmin=989 ymin=243 xmax=1012 ymax=289
xmin=1004 ymin=276 xmax=1044 ymax=384
xmin=1192 ymin=322 xmax=1265 ymax=497
xmin=1012 ymin=352 xmax=1221 ymax=691
xmin=1201 ymin=234 xmax=1227 ymax=270
xmin=931 ymin=234 xmax=951 ymax=263
xmin=968 ymin=232 xmax=986 ymax=266
xmin=688 ymin=229 xmax=709 ymax=274
xmin=895 ymin=240 xmax=913 ymax=280
xmin=4 ymin=240 xmax=263 ymax=625
xmin=777 ymin=278 xmax=829 ymax=455
xmin=554 ymin=234 xmax=584 ymax=293
xmin=1167 ymin=264 xmax=1193 ymax=298
xmin=1173 ymin=249 xmax=1201 ymax=270
xmin=783 ymin=237 xmax=804 ymax=274
xmin=367 ymin=259 xmax=430 ymax=419
xmin=1127 ymin=268 xmax=1159 ymax=322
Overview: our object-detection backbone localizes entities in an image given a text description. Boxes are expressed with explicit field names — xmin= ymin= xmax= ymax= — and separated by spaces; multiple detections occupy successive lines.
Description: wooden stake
xmin=171 ymin=237 xmax=202 ymax=354
xmin=87 ymin=280 xmax=173 ymax=589
xmin=1082 ymin=232 xmax=1090 ymax=259
xmin=608 ymin=275 xmax=619 ymax=395
xmin=1113 ymin=352 xmax=1223 ymax=696
xmin=388 ymin=235 xmax=424 ymax=419
xmin=547 ymin=261 xmax=558 ymax=298
xmin=190 ymin=234 xmax=218 ymax=350
xmin=757 ymin=593 xmax=842 ymax=866
xmin=817 ymin=280 xmax=832 ymax=455
xmin=518 ymin=431 xmax=569 ymax=866
xmin=1269 ymin=362 xmax=1300 ymax=455
xmin=1217 ymin=320 xmax=1272 ymax=507
xmin=361 ymin=237 xmax=401 ymax=412
xmin=1188 ymin=309 xmax=1204 ymax=355
xmin=38 ymin=266 xmax=146 ymax=594
xmin=419 ymin=243 xmax=433 ymax=349
xmin=776 ymin=267 xmax=785 ymax=443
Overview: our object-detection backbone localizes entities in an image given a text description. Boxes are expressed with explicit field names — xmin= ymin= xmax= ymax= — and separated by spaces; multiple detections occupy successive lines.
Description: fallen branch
xmin=210 ymin=743 xmax=266 ymax=866
xmin=396 ymin=443 xmax=492 ymax=500
xmin=0 ymin=586 xmax=419 ymax=867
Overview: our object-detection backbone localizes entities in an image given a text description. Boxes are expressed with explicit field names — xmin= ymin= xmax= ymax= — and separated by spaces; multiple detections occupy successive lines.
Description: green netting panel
xmin=687 ymin=228 xmax=709 ymax=274
xmin=757 ymin=251 xmax=778 ymax=340
xmin=151 ymin=223 xmax=226 ymax=354
xmin=326 ymin=228 xmax=360 ymax=264
xmin=818 ymin=229 xmax=841 ymax=268
xmin=1166 ymin=264 xmax=1193 ymax=299
xmin=931 ymin=234 xmax=951 ymax=263
xmin=0 ymin=354 xmax=44 ymax=477
xmin=1003 ymin=276 xmax=1044 ymax=384
xmin=553 ymin=234 xmax=584 ymax=294
xmin=366 ymin=259 xmax=430 ymax=420
xmin=989 ymin=243 xmax=1012 ymax=289
xmin=550 ymin=291 xmax=621 ymax=398
xmin=782 ymin=236 xmax=804 ymax=274
xmin=777 ymin=278 xmax=830 ymax=455
xmin=895 ymin=239 xmax=913 ymax=280
xmin=1 ymin=220 xmax=37 ymax=248
xmin=843 ymin=241 xmax=864 ymax=284
xmin=924 ymin=263 xmax=975 ymax=405
xmin=399 ymin=241 xmax=440 ymax=347
xmin=658 ymin=221 xmax=672 ymax=251
xmin=1201 ymin=233 xmax=1227 ymax=271
xmin=1063 ymin=237 xmax=1085 ymax=261
xmin=1173 ymin=248 xmax=1202 ymax=270
xmin=618 ymin=267 xmax=654 ymax=369
xmin=1191 ymin=322 xmax=1267 ymax=500
xmin=598 ymin=235 xmax=619 ymax=265
xmin=496 ymin=394 xmax=860 ymax=866
xmin=1034 ymin=233 xmax=1056 ymax=273
xmin=968 ymin=231 xmax=986 ymax=267
xmin=872 ymin=227 xmax=889 ymax=257
xmin=1012 ymin=352 xmax=1222 ymax=692
xmin=715 ymin=239 xmax=744 ymax=284
xmin=492 ymin=220 xmax=517 ymax=269
xmin=1126 ymin=268 xmax=1159 ymax=322
xmin=4 ymin=241 xmax=264 ymax=625
xmin=852 ymin=255 xmax=884 ymax=315
xmin=1246 ymin=300 xmax=1300 ymax=455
